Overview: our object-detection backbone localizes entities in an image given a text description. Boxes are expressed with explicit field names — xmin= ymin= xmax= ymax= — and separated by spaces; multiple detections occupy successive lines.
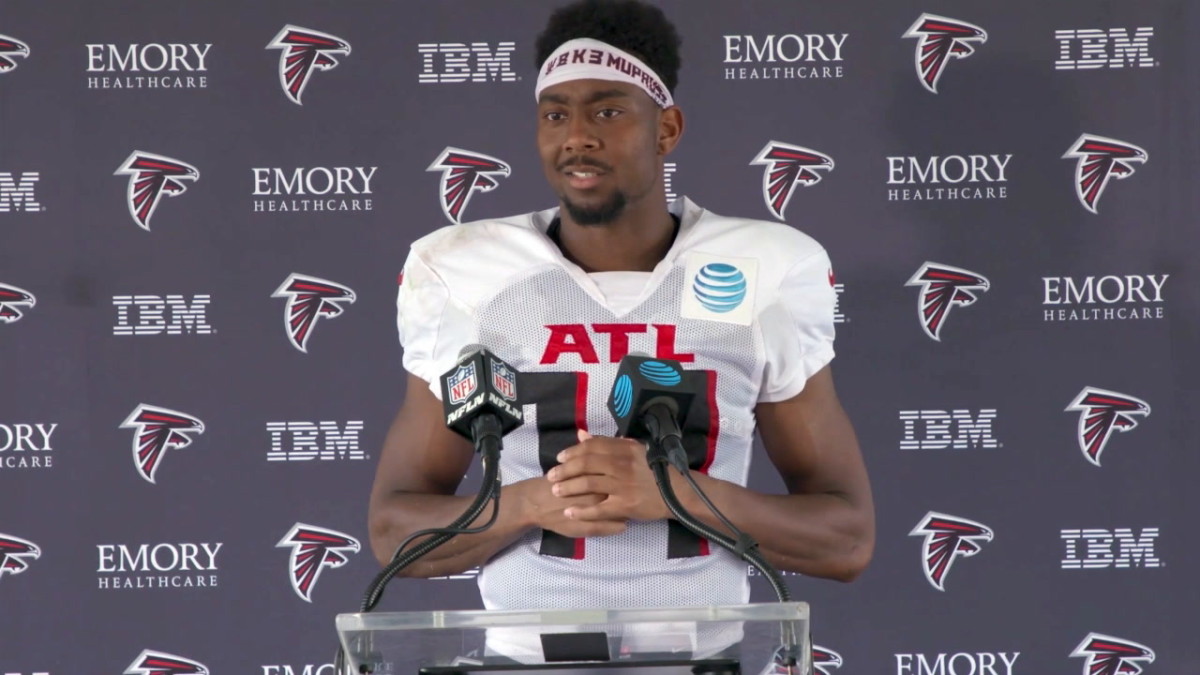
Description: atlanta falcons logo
xmin=903 ymin=14 xmax=987 ymax=94
xmin=266 ymin=25 xmax=351 ymax=105
xmin=427 ymin=147 xmax=511 ymax=224
xmin=1062 ymin=134 xmax=1148 ymax=214
xmin=0 ymin=282 xmax=36 ymax=324
xmin=124 ymin=650 xmax=209 ymax=675
xmin=0 ymin=533 xmax=41 ymax=581
xmin=0 ymin=34 xmax=30 ymax=74
xmin=910 ymin=512 xmax=993 ymax=591
xmin=276 ymin=523 xmax=360 ymax=602
xmin=812 ymin=646 xmax=843 ymax=675
xmin=114 ymin=151 xmax=200 ymax=231
xmin=272 ymin=273 xmax=357 ymax=353
xmin=1065 ymin=387 xmax=1151 ymax=467
xmin=120 ymin=404 xmax=206 ymax=484
xmin=906 ymin=262 xmax=990 ymax=341
xmin=750 ymin=141 xmax=834 ymax=221
xmin=1070 ymin=633 xmax=1155 ymax=675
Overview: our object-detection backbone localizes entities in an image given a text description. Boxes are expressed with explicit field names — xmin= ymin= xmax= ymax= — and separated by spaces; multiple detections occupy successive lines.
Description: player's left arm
xmin=551 ymin=363 xmax=873 ymax=581
xmin=672 ymin=363 xmax=874 ymax=581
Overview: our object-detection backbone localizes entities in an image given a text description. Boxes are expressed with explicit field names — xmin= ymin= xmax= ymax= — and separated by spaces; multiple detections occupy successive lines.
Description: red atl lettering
xmin=540 ymin=324 xmax=696 ymax=365
xmin=593 ymin=323 xmax=647 ymax=361
xmin=653 ymin=324 xmax=695 ymax=363
xmin=541 ymin=324 xmax=600 ymax=364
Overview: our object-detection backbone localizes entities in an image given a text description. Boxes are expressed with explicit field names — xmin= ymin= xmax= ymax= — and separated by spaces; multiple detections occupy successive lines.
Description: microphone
xmin=440 ymin=345 xmax=524 ymax=453
xmin=606 ymin=353 xmax=695 ymax=469
xmin=351 ymin=345 xmax=524 ymax=639
xmin=605 ymin=354 xmax=793 ymax=604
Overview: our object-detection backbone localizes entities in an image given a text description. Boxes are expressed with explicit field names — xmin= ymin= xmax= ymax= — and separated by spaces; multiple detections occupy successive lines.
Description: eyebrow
xmin=538 ymin=88 xmax=631 ymax=106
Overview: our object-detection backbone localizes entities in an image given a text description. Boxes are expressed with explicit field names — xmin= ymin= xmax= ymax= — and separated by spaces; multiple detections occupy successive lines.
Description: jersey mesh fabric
xmin=396 ymin=198 xmax=836 ymax=610
xmin=474 ymin=264 xmax=757 ymax=610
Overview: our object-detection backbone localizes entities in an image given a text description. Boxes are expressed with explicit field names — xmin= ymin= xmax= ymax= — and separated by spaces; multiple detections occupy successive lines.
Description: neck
xmin=555 ymin=194 xmax=676 ymax=273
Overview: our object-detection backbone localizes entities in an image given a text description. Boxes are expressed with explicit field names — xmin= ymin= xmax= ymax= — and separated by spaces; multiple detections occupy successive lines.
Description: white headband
xmin=535 ymin=38 xmax=674 ymax=108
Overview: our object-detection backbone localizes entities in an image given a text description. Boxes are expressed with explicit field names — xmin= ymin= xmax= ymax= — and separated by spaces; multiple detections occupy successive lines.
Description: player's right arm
xmin=367 ymin=372 xmax=623 ymax=578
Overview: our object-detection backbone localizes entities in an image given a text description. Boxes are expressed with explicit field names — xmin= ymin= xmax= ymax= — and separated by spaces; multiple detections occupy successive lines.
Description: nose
xmin=563 ymin=114 xmax=600 ymax=154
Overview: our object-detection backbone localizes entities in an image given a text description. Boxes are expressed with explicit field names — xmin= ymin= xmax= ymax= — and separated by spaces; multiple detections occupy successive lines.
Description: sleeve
xmin=757 ymin=247 xmax=837 ymax=403
xmin=395 ymin=249 xmax=450 ymax=396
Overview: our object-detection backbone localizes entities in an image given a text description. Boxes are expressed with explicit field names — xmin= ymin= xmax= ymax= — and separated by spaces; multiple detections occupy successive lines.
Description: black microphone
xmin=440 ymin=345 xmax=523 ymax=453
xmin=606 ymin=353 xmax=695 ymax=469
xmin=605 ymin=353 xmax=793 ymax=604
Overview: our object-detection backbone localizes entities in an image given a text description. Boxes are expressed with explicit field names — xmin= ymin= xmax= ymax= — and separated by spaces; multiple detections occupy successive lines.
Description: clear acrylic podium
xmin=336 ymin=603 xmax=811 ymax=675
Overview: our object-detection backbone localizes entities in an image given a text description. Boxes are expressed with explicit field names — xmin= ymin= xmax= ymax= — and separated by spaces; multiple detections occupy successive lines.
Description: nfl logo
xmin=448 ymin=363 xmax=478 ymax=404
xmin=491 ymin=361 xmax=517 ymax=401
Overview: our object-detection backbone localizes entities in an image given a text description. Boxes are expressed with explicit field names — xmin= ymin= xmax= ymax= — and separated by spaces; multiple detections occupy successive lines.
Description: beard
xmin=561 ymin=190 xmax=628 ymax=226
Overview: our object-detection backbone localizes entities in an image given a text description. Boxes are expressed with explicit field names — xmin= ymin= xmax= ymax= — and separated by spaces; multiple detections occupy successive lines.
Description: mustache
xmin=557 ymin=157 xmax=612 ymax=173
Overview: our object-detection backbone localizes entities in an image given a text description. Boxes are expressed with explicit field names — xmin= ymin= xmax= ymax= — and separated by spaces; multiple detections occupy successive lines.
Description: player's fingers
xmin=564 ymin=499 xmax=630 ymax=522
xmin=552 ymin=474 xmax=615 ymax=498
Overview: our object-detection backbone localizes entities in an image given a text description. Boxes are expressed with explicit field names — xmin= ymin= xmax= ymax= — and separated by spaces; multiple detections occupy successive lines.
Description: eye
xmin=543 ymin=110 xmax=566 ymax=122
xmin=596 ymin=108 xmax=622 ymax=119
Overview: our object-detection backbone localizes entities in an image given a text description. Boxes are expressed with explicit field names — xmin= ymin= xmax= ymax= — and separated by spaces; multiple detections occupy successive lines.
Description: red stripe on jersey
xmin=574 ymin=370 xmax=588 ymax=559
xmin=575 ymin=372 xmax=589 ymax=433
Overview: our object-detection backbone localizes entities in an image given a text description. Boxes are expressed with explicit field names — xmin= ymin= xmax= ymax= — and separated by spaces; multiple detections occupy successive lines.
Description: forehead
xmin=537 ymin=78 xmax=651 ymax=105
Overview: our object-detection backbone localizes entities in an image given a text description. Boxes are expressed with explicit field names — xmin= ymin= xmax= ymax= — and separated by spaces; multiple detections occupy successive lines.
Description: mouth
xmin=562 ymin=167 xmax=606 ymax=190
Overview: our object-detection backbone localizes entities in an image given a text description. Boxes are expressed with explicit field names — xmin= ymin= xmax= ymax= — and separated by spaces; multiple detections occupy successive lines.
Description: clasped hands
xmin=525 ymin=429 xmax=672 ymax=539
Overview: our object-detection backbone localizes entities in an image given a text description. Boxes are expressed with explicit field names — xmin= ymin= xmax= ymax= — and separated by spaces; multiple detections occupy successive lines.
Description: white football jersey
xmin=396 ymin=197 xmax=836 ymax=611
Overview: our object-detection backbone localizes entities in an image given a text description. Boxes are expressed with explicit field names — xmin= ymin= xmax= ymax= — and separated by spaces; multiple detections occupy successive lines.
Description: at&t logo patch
xmin=681 ymin=253 xmax=757 ymax=326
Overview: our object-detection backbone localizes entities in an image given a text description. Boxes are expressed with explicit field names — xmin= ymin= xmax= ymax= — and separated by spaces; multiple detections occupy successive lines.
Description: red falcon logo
xmin=114 ymin=151 xmax=200 ymax=231
xmin=272 ymin=273 xmax=357 ymax=353
xmin=120 ymin=404 xmax=206 ymax=484
xmin=0 ymin=34 xmax=30 ymax=74
xmin=1063 ymin=134 xmax=1148 ymax=214
xmin=427 ymin=147 xmax=511 ymax=224
xmin=125 ymin=650 xmax=209 ymax=675
xmin=276 ymin=523 xmax=360 ymax=602
xmin=1065 ymin=387 xmax=1151 ymax=467
xmin=903 ymin=14 xmax=987 ymax=94
xmin=1071 ymin=633 xmax=1155 ymax=675
xmin=266 ymin=25 xmax=351 ymax=105
xmin=0 ymin=282 xmax=35 ymax=324
xmin=750 ymin=141 xmax=834 ymax=221
xmin=910 ymin=512 xmax=993 ymax=591
xmin=0 ymin=533 xmax=40 ymax=581
xmin=812 ymin=646 xmax=843 ymax=675
xmin=906 ymin=262 xmax=990 ymax=341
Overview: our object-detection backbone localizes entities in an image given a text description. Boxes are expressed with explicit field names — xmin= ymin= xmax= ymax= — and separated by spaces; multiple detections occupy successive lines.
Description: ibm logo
xmin=0 ymin=172 xmax=43 ymax=212
xmin=664 ymin=162 xmax=677 ymax=203
xmin=267 ymin=421 xmax=366 ymax=461
xmin=418 ymin=42 xmax=517 ymax=83
xmin=113 ymin=295 xmax=213 ymax=335
xmin=1062 ymin=528 xmax=1162 ymax=569
xmin=900 ymin=409 xmax=999 ymax=450
xmin=1055 ymin=27 xmax=1155 ymax=70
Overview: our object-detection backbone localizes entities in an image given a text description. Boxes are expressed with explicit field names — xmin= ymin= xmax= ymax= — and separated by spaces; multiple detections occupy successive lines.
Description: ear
xmin=657 ymin=105 xmax=685 ymax=156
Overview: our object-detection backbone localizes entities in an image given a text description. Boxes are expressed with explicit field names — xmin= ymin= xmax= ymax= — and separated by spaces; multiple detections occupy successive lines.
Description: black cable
xmin=360 ymin=447 xmax=501 ymax=612
xmin=646 ymin=444 xmax=792 ymax=603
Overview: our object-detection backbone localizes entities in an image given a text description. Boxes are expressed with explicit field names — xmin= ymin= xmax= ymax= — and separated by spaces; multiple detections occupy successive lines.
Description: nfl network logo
xmin=448 ymin=363 xmax=478 ymax=404
xmin=0 ymin=172 xmax=43 ymax=212
xmin=491 ymin=362 xmax=517 ymax=401
xmin=418 ymin=42 xmax=518 ymax=83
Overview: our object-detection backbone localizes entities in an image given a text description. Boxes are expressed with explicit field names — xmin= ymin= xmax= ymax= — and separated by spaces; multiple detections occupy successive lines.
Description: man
xmin=369 ymin=0 xmax=873 ymax=611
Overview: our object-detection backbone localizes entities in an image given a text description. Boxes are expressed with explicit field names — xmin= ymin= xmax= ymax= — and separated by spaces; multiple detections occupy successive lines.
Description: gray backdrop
xmin=1 ymin=1 xmax=1196 ymax=674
